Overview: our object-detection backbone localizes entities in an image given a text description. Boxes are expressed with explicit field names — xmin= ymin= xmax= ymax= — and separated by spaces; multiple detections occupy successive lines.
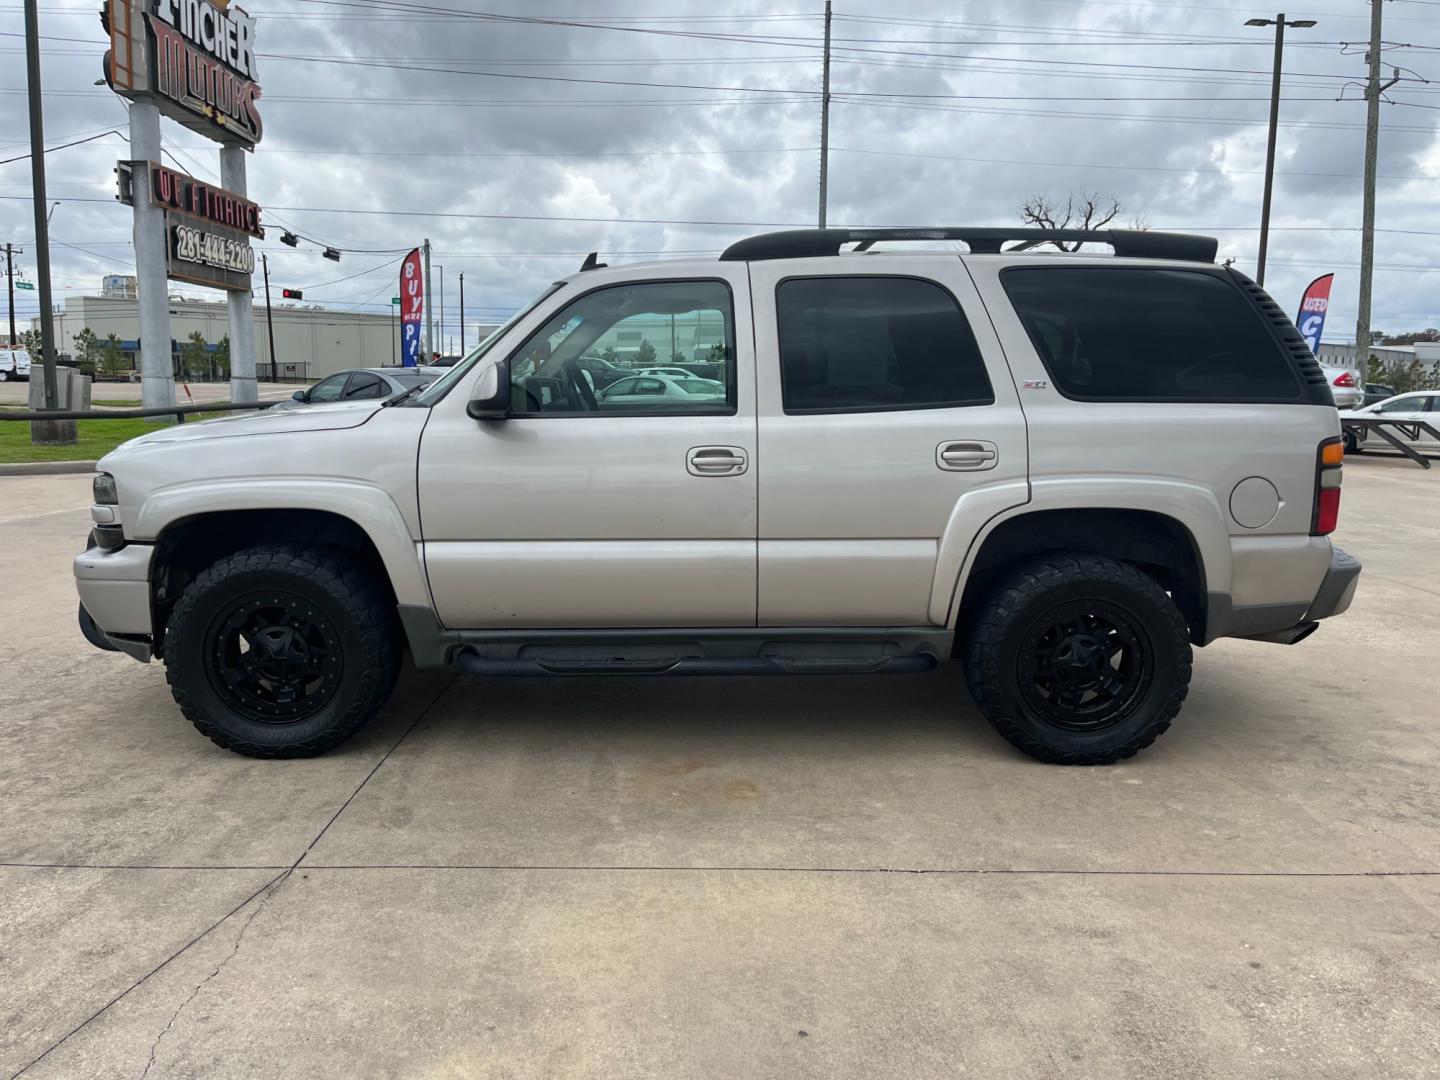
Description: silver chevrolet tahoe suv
xmin=75 ymin=227 xmax=1361 ymax=764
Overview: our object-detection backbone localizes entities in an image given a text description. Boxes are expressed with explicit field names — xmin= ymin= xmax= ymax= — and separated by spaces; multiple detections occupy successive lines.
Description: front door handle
xmin=937 ymin=440 xmax=999 ymax=471
xmin=688 ymin=445 xmax=748 ymax=476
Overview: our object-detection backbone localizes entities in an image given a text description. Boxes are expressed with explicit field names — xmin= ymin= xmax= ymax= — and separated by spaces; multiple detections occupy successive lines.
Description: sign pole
xmin=261 ymin=252 xmax=277 ymax=381
xmin=129 ymin=103 xmax=176 ymax=413
xmin=422 ymin=238 xmax=434 ymax=364
xmin=219 ymin=145 xmax=257 ymax=402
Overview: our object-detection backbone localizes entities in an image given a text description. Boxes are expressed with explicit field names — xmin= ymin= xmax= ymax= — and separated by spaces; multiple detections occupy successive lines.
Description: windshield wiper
xmin=383 ymin=384 xmax=425 ymax=407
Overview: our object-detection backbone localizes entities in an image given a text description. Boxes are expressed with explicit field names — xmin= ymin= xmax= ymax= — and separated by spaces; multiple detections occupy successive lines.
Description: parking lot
xmin=2 ymin=457 xmax=1437 ymax=1079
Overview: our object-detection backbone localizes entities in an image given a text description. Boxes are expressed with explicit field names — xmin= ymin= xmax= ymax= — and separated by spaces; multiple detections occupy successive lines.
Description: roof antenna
xmin=579 ymin=251 xmax=607 ymax=272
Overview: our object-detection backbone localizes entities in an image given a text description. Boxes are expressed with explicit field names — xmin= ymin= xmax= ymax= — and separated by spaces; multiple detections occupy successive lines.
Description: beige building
xmin=35 ymin=292 xmax=418 ymax=381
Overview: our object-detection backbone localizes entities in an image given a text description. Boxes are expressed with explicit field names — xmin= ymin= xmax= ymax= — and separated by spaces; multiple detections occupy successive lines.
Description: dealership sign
xmin=148 ymin=162 xmax=263 ymax=237
xmin=117 ymin=160 xmax=255 ymax=292
xmin=104 ymin=0 xmax=263 ymax=147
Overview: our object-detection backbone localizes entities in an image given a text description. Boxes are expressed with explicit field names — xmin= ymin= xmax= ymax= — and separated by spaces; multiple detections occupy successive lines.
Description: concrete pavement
xmin=2 ymin=458 xmax=1437 ymax=1079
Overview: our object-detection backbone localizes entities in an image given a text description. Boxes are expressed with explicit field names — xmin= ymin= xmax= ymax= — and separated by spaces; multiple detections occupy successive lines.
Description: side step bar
xmin=454 ymin=650 xmax=938 ymax=678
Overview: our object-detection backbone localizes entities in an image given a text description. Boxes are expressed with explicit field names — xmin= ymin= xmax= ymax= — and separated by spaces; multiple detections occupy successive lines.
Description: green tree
xmin=213 ymin=335 xmax=231 ymax=376
xmin=100 ymin=333 xmax=127 ymax=378
xmin=72 ymin=327 xmax=101 ymax=377
xmin=180 ymin=331 xmax=209 ymax=379
xmin=600 ymin=345 xmax=620 ymax=365
xmin=635 ymin=339 xmax=657 ymax=366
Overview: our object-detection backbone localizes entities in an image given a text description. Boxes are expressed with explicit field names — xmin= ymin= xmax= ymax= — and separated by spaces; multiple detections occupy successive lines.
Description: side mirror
xmin=292 ymin=389 xmax=307 ymax=402
xmin=467 ymin=357 xmax=510 ymax=419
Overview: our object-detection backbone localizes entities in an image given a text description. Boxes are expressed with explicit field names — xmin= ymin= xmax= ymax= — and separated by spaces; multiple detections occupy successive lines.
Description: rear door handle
xmin=937 ymin=440 xmax=999 ymax=471
xmin=688 ymin=445 xmax=748 ymax=476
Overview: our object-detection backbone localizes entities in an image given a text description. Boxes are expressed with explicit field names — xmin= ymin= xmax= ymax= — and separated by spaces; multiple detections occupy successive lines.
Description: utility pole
xmin=459 ymin=272 xmax=465 ymax=353
xmin=4 ymin=243 xmax=18 ymax=348
xmin=817 ymin=0 xmax=832 ymax=228
xmin=1356 ymin=0 xmax=1398 ymax=370
xmin=261 ymin=252 xmax=278 ymax=381
xmin=422 ymin=238 xmax=434 ymax=364
xmin=1244 ymin=13 xmax=1315 ymax=286
xmin=437 ymin=265 xmax=445 ymax=356
xmin=24 ymin=0 xmax=60 ymax=419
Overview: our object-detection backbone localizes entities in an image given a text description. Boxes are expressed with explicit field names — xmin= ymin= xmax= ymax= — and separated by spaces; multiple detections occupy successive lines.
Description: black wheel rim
xmin=203 ymin=591 xmax=343 ymax=725
xmin=1016 ymin=598 xmax=1153 ymax=733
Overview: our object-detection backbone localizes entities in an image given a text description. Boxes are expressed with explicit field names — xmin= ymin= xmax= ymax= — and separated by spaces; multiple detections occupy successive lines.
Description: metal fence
xmin=0 ymin=402 xmax=272 ymax=424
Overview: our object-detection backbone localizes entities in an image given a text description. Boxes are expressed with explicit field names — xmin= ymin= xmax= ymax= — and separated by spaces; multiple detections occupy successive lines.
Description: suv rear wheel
xmin=163 ymin=545 xmax=399 ymax=758
xmin=964 ymin=553 xmax=1192 ymax=765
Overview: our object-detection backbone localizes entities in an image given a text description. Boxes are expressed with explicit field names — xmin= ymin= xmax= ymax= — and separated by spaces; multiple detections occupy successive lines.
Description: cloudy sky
xmin=3 ymin=0 xmax=1438 ymax=348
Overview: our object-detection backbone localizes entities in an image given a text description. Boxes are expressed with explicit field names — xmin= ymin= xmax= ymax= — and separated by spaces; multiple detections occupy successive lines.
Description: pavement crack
xmin=139 ymin=869 xmax=293 ymax=1080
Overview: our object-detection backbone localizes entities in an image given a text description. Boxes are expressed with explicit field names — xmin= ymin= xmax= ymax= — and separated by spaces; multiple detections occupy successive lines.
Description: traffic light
xmin=282 ymin=288 xmax=303 ymax=300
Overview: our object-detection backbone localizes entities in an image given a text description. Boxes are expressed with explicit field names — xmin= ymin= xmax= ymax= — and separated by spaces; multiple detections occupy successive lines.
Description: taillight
xmin=1312 ymin=437 xmax=1343 ymax=535
xmin=1333 ymin=371 xmax=1357 ymax=388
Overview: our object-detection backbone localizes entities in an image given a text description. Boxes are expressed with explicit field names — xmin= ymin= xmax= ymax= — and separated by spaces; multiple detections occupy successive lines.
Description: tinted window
xmin=307 ymin=374 xmax=347 ymax=403
xmin=343 ymin=372 xmax=385 ymax=399
xmin=1003 ymin=268 xmax=1303 ymax=401
xmin=510 ymin=280 xmax=735 ymax=416
xmin=776 ymin=277 xmax=994 ymax=413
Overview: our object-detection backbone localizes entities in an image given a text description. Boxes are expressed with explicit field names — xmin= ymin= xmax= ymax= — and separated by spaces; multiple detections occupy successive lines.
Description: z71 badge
xmin=1021 ymin=379 xmax=1048 ymax=390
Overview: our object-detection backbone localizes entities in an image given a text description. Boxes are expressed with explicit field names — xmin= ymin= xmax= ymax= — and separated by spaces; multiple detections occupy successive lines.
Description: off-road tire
xmin=164 ymin=544 xmax=398 ymax=758
xmin=964 ymin=553 xmax=1192 ymax=765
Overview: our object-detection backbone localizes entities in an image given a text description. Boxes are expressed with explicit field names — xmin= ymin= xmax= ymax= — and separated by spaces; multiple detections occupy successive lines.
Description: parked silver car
xmin=270 ymin=367 xmax=436 ymax=411
xmin=1320 ymin=364 xmax=1364 ymax=409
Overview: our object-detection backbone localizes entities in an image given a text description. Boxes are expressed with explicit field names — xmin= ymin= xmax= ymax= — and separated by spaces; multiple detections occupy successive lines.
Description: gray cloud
xmin=3 ymin=0 xmax=1437 ymax=339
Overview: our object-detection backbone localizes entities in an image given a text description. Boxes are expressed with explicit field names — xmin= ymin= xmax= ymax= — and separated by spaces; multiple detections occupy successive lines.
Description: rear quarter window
xmin=1002 ymin=267 xmax=1305 ymax=403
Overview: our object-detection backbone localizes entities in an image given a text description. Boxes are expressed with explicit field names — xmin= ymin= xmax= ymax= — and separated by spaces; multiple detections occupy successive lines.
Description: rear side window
xmin=1002 ymin=267 xmax=1304 ymax=402
xmin=776 ymin=276 xmax=995 ymax=413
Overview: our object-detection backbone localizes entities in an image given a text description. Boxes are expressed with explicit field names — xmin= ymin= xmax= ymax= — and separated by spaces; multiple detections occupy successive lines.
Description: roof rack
xmin=718 ymin=228 xmax=1217 ymax=264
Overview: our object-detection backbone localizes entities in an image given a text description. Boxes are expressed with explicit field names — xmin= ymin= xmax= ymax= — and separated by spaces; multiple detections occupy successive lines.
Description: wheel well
xmin=149 ymin=509 xmax=397 ymax=657
xmin=955 ymin=508 xmax=1208 ymax=646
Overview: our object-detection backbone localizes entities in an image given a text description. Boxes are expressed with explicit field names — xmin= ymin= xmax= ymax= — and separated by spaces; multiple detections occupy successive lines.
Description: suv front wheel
xmin=163 ymin=545 xmax=399 ymax=758
xmin=964 ymin=553 xmax=1192 ymax=765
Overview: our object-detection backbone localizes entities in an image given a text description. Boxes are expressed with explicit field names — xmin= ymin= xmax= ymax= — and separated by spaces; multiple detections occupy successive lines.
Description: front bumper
xmin=75 ymin=541 xmax=154 ymax=660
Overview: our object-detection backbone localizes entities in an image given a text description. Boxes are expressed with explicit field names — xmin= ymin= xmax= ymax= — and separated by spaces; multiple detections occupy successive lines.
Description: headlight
xmin=93 ymin=472 xmax=119 ymax=505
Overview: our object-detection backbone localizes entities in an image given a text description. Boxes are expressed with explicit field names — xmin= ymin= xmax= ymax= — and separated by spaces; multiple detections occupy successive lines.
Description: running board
xmin=453 ymin=650 xmax=938 ymax=678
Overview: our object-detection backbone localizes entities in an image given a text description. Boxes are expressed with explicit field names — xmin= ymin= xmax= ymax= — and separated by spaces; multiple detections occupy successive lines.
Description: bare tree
xmin=1019 ymin=191 xmax=1124 ymax=251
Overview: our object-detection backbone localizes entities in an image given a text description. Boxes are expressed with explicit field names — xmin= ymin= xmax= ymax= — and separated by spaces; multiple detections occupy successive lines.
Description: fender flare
xmin=932 ymin=477 xmax=1230 ymax=627
xmin=135 ymin=478 xmax=432 ymax=608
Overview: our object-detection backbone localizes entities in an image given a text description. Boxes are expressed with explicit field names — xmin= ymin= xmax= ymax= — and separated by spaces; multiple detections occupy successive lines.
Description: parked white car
xmin=0 ymin=347 xmax=32 ymax=382
xmin=1320 ymin=364 xmax=1363 ymax=409
xmin=598 ymin=373 xmax=725 ymax=404
xmin=75 ymin=226 xmax=1360 ymax=766
xmin=1339 ymin=392 xmax=1439 ymax=452
xmin=636 ymin=366 xmax=699 ymax=380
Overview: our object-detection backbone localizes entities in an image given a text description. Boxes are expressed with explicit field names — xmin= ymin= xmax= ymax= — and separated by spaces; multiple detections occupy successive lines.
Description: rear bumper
xmin=1303 ymin=546 xmax=1361 ymax=622
xmin=1208 ymin=545 xmax=1361 ymax=645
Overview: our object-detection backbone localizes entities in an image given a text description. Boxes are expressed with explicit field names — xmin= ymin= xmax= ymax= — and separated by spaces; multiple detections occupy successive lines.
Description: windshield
xmin=413 ymin=281 xmax=566 ymax=406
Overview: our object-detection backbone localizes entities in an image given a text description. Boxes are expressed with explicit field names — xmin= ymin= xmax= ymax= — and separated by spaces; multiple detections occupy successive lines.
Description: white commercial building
xmin=33 ymin=288 xmax=500 ymax=382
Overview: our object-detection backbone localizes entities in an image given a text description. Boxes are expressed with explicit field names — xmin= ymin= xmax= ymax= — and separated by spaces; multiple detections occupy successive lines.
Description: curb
xmin=0 ymin=460 xmax=98 ymax=476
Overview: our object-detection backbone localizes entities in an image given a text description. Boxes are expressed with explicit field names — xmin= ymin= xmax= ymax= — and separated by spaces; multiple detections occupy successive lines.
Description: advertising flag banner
xmin=1295 ymin=273 xmax=1334 ymax=356
xmin=400 ymin=248 xmax=424 ymax=367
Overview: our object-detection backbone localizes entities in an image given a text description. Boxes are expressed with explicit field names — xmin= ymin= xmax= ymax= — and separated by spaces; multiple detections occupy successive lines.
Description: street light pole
xmin=23 ymin=0 xmax=60 ymax=416
xmin=1356 ymin=1 xmax=1398 ymax=373
xmin=459 ymin=272 xmax=465 ymax=353
xmin=1245 ymin=13 xmax=1316 ymax=287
